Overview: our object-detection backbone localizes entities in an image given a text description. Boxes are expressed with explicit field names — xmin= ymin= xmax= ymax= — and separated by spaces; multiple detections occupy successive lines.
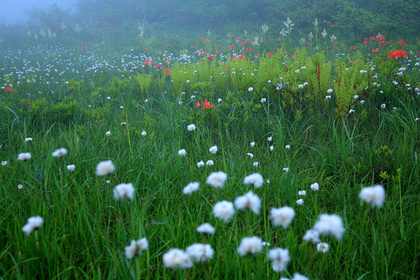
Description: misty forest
xmin=0 ymin=0 xmax=419 ymax=279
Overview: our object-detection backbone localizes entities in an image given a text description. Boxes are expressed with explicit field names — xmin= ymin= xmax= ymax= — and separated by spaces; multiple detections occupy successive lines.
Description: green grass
xmin=0 ymin=41 xmax=419 ymax=279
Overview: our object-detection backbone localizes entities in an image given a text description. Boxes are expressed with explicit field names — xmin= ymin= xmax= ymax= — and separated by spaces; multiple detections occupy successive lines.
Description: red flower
xmin=376 ymin=35 xmax=385 ymax=41
xmin=388 ymin=49 xmax=407 ymax=58
xmin=5 ymin=87 xmax=13 ymax=92
xmin=196 ymin=100 xmax=201 ymax=108
xmin=266 ymin=52 xmax=273 ymax=57
xmin=155 ymin=64 xmax=162 ymax=68
xmin=145 ymin=59 xmax=153 ymax=67
xmin=203 ymin=98 xmax=211 ymax=109
xmin=350 ymin=46 xmax=356 ymax=50
xmin=372 ymin=49 xmax=380 ymax=53
xmin=333 ymin=41 xmax=337 ymax=45
xmin=207 ymin=55 xmax=215 ymax=60
xmin=291 ymin=54 xmax=295 ymax=59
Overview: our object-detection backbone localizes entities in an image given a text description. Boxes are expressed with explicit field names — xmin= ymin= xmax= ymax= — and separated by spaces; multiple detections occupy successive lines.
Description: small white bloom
xmin=212 ymin=200 xmax=235 ymax=222
xmin=237 ymin=236 xmax=262 ymax=256
xmin=360 ymin=100 xmax=365 ymax=104
xmin=270 ymin=145 xmax=274 ymax=151
xmin=25 ymin=137 xmax=33 ymax=142
xmin=178 ymin=149 xmax=187 ymax=157
xmin=186 ymin=244 xmax=214 ymax=262
xmin=327 ymin=89 xmax=333 ymax=94
xmin=267 ymin=136 xmax=273 ymax=142
xmin=141 ymin=131 xmax=147 ymax=137
xmin=303 ymin=229 xmax=320 ymax=243
xmin=113 ymin=183 xmax=135 ymax=200
xmin=253 ymin=162 xmax=259 ymax=167
xmin=96 ymin=160 xmax=115 ymax=176
xmin=121 ymin=121 xmax=127 ymax=126
xmin=381 ymin=103 xmax=386 ymax=109
xmin=310 ymin=182 xmax=319 ymax=191
xmin=248 ymin=87 xmax=254 ymax=92
xmin=52 ymin=148 xmax=67 ymax=158
xmin=197 ymin=160 xmax=205 ymax=168
xmin=298 ymin=84 xmax=304 ymax=89
xmin=162 ymin=248 xmax=192 ymax=269
xmin=125 ymin=238 xmax=148 ymax=259
xmin=285 ymin=145 xmax=290 ymax=149
xmin=107 ymin=96 xmax=111 ymax=100
xmin=359 ymin=185 xmax=385 ymax=208
xmin=326 ymin=95 xmax=331 ymax=100
xmin=106 ymin=131 xmax=111 ymax=136
xmin=292 ymin=273 xmax=309 ymax=280
xmin=298 ymin=190 xmax=306 ymax=196
xmin=196 ymin=223 xmax=215 ymax=235
xmin=261 ymin=98 xmax=267 ymax=103
xmin=206 ymin=160 xmax=214 ymax=166
xmin=187 ymin=124 xmax=196 ymax=131
xmin=270 ymin=206 xmax=295 ymax=228
xmin=183 ymin=182 xmax=200 ymax=195
xmin=17 ymin=153 xmax=31 ymax=161
xmin=18 ymin=184 xmax=24 ymax=189
xmin=209 ymin=146 xmax=218 ymax=154
xmin=296 ymin=198 xmax=304 ymax=205
xmin=234 ymin=191 xmax=261 ymax=214
xmin=349 ymin=109 xmax=355 ymax=114
xmin=67 ymin=165 xmax=75 ymax=172
xmin=354 ymin=95 xmax=359 ymax=99
xmin=243 ymin=173 xmax=264 ymax=188
xmin=262 ymin=241 xmax=271 ymax=247
xmin=22 ymin=216 xmax=43 ymax=235
xmin=206 ymin=171 xmax=227 ymax=188
xmin=120 ymin=106 xmax=124 ymax=109
xmin=415 ymin=118 xmax=420 ymax=121
xmin=218 ymin=98 xmax=223 ymax=103
xmin=317 ymin=243 xmax=329 ymax=253
xmin=268 ymin=248 xmax=290 ymax=272
xmin=313 ymin=214 xmax=345 ymax=240
xmin=246 ymin=152 xmax=254 ymax=158
xmin=2 ymin=161 xmax=8 ymax=166
xmin=283 ymin=167 xmax=289 ymax=172
xmin=250 ymin=142 xmax=255 ymax=147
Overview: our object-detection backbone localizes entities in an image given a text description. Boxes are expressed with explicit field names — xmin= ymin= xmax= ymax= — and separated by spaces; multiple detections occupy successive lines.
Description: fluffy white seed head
xmin=237 ymin=236 xmax=263 ymax=256
xmin=113 ymin=183 xmax=135 ymax=200
xmin=162 ymin=248 xmax=192 ymax=269
xmin=22 ymin=216 xmax=43 ymax=235
xmin=96 ymin=160 xmax=115 ymax=176
xmin=317 ymin=242 xmax=329 ymax=253
xmin=206 ymin=171 xmax=227 ymax=188
xmin=52 ymin=148 xmax=68 ymax=158
xmin=270 ymin=206 xmax=295 ymax=228
xmin=196 ymin=223 xmax=215 ymax=235
xmin=186 ymin=244 xmax=214 ymax=262
xmin=209 ymin=146 xmax=218 ymax=154
xmin=243 ymin=173 xmax=264 ymax=188
xmin=187 ymin=124 xmax=196 ymax=131
xmin=313 ymin=214 xmax=345 ymax=240
xmin=268 ymin=248 xmax=290 ymax=272
xmin=178 ymin=149 xmax=187 ymax=157
xmin=234 ymin=191 xmax=261 ymax=214
xmin=212 ymin=201 xmax=235 ymax=222
xmin=302 ymin=229 xmax=320 ymax=243
xmin=183 ymin=182 xmax=200 ymax=195
xmin=17 ymin=153 xmax=31 ymax=161
xmin=359 ymin=185 xmax=385 ymax=208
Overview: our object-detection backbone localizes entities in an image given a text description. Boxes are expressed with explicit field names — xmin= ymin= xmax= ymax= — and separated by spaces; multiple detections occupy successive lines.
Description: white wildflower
xmin=18 ymin=153 xmax=31 ymax=161
xmin=317 ymin=242 xmax=329 ymax=253
xmin=67 ymin=165 xmax=75 ymax=172
xmin=125 ymin=238 xmax=148 ymax=259
xmin=96 ymin=160 xmax=115 ymax=176
xmin=234 ymin=191 xmax=261 ymax=214
xmin=187 ymin=124 xmax=196 ymax=131
xmin=197 ymin=160 xmax=205 ymax=168
xmin=178 ymin=149 xmax=187 ymax=157
xmin=253 ymin=162 xmax=259 ymax=167
xmin=209 ymin=146 xmax=218 ymax=154
xmin=2 ymin=161 xmax=8 ymax=166
xmin=106 ymin=131 xmax=111 ymax=136
xmin=285 ymin=145 xmax=290 ymax=149
xmin=52 ymin=148 xmax=67 ymax=158
xmin=296 ymin=199 xmax=304 ymax=205
xmin=268 ymin=248 xmax=290 ymax=272
xmin=359 ymin=185 xmax=385 ymax=208
xmin=250 ymin=142 xmax=255 ymax=147
xmin=270 ymin=206 xmax=295 ymax=228
xmin=196 ymin=223 xmax=215 ymax=235
xmin=267 ymin=136 xmax=273 ymax=142
xmin=206 ymin=171 xmax=227 ymax=188
xmin=206 ymin=160 xmax=214 ymax=166
xmin=313 ymin=214 xmax=345 ymax=240
xmin=283 ymin=167 xmax=289 ymax=172
xmin=113 ymin=183 xmax=135 ymax=200
xmin=303 ymin=229 xmax=320 ymax=243
xmin=298 ymin=190 xmax=306 ymax=196
xmin=237 ymin=236 xmax=262 ymax=256
xmin=243 ymin=173 xmax=264 ymax=188
xmin=162 ymin=248 xmax=192 ymax=269
xmin=141 ymin=131 xmax=147 ymax=137
xmin=212 ymin=201 xmax=235 ymax=222
xmin=246 ymin=152 xmax=254 ymax=158
xmin=183 ymin=182 xmax=200 ymax=195
xmin=25 ymin=137 xmax=33 ymax=142
xmin=22 ymin=216 xmax=43 ymax=235
xmin=186 ymin=244 xmax=214 ymax=262
xmin=311 ymin=182 xmax=319 ymax=191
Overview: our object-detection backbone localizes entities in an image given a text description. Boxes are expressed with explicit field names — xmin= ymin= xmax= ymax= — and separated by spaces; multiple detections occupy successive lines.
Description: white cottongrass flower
xmin=296 ymin=199 xmax=304 ymax=205
xmin=310 ymin=182 xmax=319 ymax=191
xmin=243 ymin=173 xmax=264 ymax=188
xmin=187 ymin=124 xmax=196 ymax=131
xmin=302 ymin=229 xmax=320 ymax=243
xmin=285 ymin=145 xmax=291 ymax=149
xmin=22 ymin=216 xmax=43 ymax=235
xmin=262 ymin=241 xmax=271 ymax=247
xmin=268 ymin=248 xmax=290 ymax=272
xmin=298 ymin=190 xmax=306 ymax=196
xmin=18 ymin=184 xmax=24 ymax=189
xmin=234 ymin=191 xmax=261 ymax=214
xmin=290 ymin=273 xmax=309 ymax=280
xmin=283 ymin=167 xmax=289 ymax=172
xmin=359 ymin=185 xmax=385 ymax=208
xmin=25 ymin=137 xmax=33 ymax=142
xmin=186 ymin=244 xmax=214 ymax=262
xmin=248 ymin=87 xmax=254 ymax=92
xmin=212 ymin=201 xmax=235 ymax=222
xmin=2 ymin=161 xmax=8 ymax=166
xmin=125 ymin=238 xmax=149 ymax=259
xmin=261 ymin=98 xmax=267 ymax=103
xmin=326 ymin=95 xmax=331 ymax=100
xmin=141 ymin=131 xmax=147 ymax=137
xmin=106 ymin=130 xmax=111 ymax=136
xmin=206 ymin=171 xmax=227 ymax=188
xmin=196 ymin=223 xmax=215 ymax=235
xmin=349 ymin=109 xmax=355 ymax=114
xmin=250 ymin=142 xmax=255 ymax=147
xmin=197 ymin=160 xmax=205 ymax=168
xmin=218 ymin=98 xmax=223 ymax=103
xmin=246 ymin=152 xmax=254 ymax=158
xmin=162 ymin=248 xmax=192 ymax=269
xmin=267 ymin=136 xmax=273 ymax=142
xmin=52 ymin=148 xmax=67 ymax=158
xmin=381 ymin=103 xmax=386 ymax=109
xmin=313 ymin=214 xmax=345 ymax=240
xmin=237 ymin=236 xmax=263 ymax=256
xmin=209 ymin=146 xmax=218 ymax=154
xmin=17 ymin=153 xmax=31 ymax=161
xmin=317 ymin=242 xmax=329 ymax=253
xmin=67 ymin=165 xmax=75 ymax=172
xmin=270 ymin=206 xmax=295 ymax=228
xmin=183 ymin=182 xmax=200 ymax=195
xmin=113 ymin=183 xmax=135 ymax=200
xmin=327 ymin=89 xmax=333 ymax=94
xmin=253 ymin=162 xmax=259 ymax=167
xmin=178 ymin=149 xmax=187 ymax=157
xmin=206 ymin=160 xmax=214 ymax=166
xmin=96 ymin=160 xmax=115 ymax=176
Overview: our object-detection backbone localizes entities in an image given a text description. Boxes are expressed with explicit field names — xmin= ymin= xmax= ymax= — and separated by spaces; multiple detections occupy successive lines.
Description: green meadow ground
xmin=0 ymin=39 xmax=419 ymax=279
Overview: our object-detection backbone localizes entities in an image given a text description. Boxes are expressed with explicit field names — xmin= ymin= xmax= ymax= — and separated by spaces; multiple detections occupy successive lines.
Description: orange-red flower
xmin=145 ymin=59 xmax=153 ymax=67
xmin=5 ymin=87 xmax=13 ymax=92
xmin=197 ymin=99 xmax=215 ymax=109
xmin=266 ymin=52 xmax=273 ymax=57
xmin=207 ymin=55 xmax=215 ymax=60
xmin=388 ymin=49 xmax=407 ymax=58
xmin=155 ymin=64 xmax=162 ymax=68
xmin=350 ymin=46 xmax=356 ymax=50
xmin=161 ymin=68 xmax=170 ymax=75
xmin=372 ymin=49 xmax=380 ymax=53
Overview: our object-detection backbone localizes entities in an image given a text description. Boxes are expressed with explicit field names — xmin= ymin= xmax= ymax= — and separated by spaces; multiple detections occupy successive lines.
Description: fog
xmin=0 ymin=0 xmax=76 ymax=25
